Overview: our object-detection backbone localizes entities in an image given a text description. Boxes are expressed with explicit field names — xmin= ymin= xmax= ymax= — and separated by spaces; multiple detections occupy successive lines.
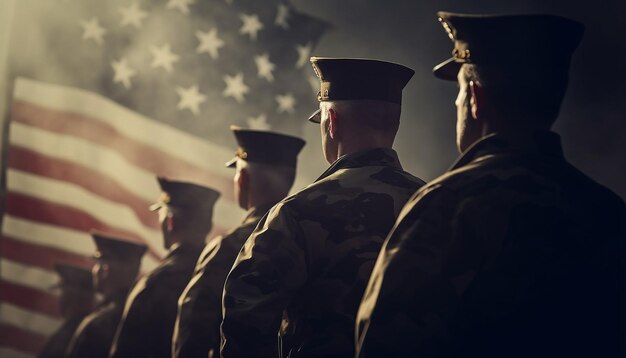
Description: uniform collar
xmin=450 ymin=130 xmax=565 ymax=171
xmin=243 ymin=203 xmax=275 ymax=224
xmin=316 ymin=147 xmax=402 ymax=182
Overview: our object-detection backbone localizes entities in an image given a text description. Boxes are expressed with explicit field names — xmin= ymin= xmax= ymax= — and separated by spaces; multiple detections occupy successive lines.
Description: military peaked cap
xmin=308 ymin=57 xmax=415 ymax=123
xmin=91 ymin=231 xmax=147 ymax=263
xmin=225 ymin=126 xmax=305 ymax=168
xmin=149 ymin=177 xmax=220 ymax=212
xmin=433 ymin=12 xmax=585 ymax=80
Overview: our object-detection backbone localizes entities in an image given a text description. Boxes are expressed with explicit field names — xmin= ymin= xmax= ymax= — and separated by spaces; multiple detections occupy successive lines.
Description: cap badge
xmin=236 ymin=147 xmax=248 ymax=160
xmin=453 ymin=48 xmax=471 ymax=61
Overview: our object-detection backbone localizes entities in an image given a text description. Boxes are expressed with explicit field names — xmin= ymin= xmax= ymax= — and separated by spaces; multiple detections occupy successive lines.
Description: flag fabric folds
xmin=0 ymin=0 xmax=326 ymax=356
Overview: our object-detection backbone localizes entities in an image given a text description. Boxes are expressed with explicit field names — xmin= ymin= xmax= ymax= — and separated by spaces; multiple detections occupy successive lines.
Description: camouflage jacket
xmin=221 ymin=148 xmax=425 ymax=358
xmin=357 ymin=132 xmax=625 ymax=358
xmin=39 ymin=314 xmax=88 ymax=358
xmin=110 ymin=243 xmax=203 ymax=358
xmin=172 ymin=205 xmax=272 ymax=358
xmin=66 ymin=293 xmax=127 ymax=358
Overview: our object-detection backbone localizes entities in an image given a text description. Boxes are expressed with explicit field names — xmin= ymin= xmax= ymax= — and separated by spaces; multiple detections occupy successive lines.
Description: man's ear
xmin=469 ymin=80 xmax=485 ymax=120
xmin=328 ymin=108 xmax=339 ymax=140
xmin=238 ymin=167 xmax=249 ymax=190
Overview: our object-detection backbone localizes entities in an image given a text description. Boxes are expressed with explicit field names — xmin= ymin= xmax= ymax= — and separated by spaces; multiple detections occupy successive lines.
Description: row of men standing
xmin=39 ymin=11 xmax=624 ymax=358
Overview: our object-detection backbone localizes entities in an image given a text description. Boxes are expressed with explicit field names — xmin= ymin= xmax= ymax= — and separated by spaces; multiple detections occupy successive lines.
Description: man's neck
xmin=336 ymin=137 xmax=393 ymax=159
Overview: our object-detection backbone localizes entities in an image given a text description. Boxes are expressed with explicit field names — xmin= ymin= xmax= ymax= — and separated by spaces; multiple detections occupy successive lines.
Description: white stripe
xmin=13 ymin=77 xmax=234 ymax=178
xmin=8 ymin=122 xmax=244 ymax=229
xmin=3 ymin=215 xmax=95 ymax=257
xmin=1 ymin=215 xmax=161 ymax=272
xmin=9 ymin=121 xmax=164 ymax=203
xmin=0 ymin=260 xmax=59 ymax=295
xmin=7 ymin=169 xmax=167 ymax=256
xmin=0 ymin=303 xmax=61 ymax=337
xmin=0 ymin=347 xmax=36 ymax=358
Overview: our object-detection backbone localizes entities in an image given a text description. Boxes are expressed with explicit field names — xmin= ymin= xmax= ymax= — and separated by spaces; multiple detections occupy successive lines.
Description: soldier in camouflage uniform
xmin=38 ymin=264 xmax=95 ymax=358
xmin=66 ymin=233 xmax=146 ymax=358
xmin=221 ymin=57 xmax=426 ymax=357
xmin=110 ymin=178 xmax=219 ymax=358
xmin=172 ymin=127 xmax=305 ymax=358
xmin=356 ymin=13 xmax=626 ymax=358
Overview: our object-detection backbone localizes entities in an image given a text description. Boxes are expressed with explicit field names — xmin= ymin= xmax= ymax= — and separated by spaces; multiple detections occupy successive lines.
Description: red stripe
xmin=0 ymin=281 xmax=60 ymax=318
xmin=0 ymin=236 xmax=93 ymax=271
xmin=8 ymin=145 xmax=160 ymax=230
xmin=11 ymin=100 xmax=235 ymax=201
xmin=0 ymin=323 xmax=47 ymax=355
xmin=5 ymin=192 xmax=162 ymax=260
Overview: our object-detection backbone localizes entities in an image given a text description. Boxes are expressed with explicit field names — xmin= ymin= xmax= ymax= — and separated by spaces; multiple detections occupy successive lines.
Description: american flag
xmin=0 ymin=0 xmax=326 ymax=357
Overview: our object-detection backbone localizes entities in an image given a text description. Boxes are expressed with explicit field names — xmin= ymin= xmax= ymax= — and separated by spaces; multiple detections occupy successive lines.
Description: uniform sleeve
xmin=356 ymin=185 xmax=473 ymax=357
xmin=109 ymin=278 xmax=155 ymax=358
xmin=221 ymin=204 xmax=308 ymax=358
xmin=174 ymin=237 xmax=234 ymax=358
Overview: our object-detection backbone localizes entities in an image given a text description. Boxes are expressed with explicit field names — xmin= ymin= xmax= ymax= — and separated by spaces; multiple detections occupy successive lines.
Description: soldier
xmin=221 ymin=57 xmax=426 ymax=357
xmin=172 ymin=127 xmax=305 ymax=358
xmin=66 ymin=233 xmax=146 ymax=358
xmin=356 ymin=12 xmax=626 ymax=357
xmin=38 ymin=264 xmax=96 ymax=358
xmin=109 ymin=178 xmax=220 ymax=358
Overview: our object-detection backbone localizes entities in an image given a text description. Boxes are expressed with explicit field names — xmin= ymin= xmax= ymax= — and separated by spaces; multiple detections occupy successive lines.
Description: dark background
xmin=292 ymin=0 xmax=626 ymax=200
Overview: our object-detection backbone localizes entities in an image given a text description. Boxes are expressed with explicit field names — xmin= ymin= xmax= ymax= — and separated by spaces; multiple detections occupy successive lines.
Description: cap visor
xmin=224 ymin=156 xmax=238 ymax=168
xmin=433 ymin=57 xmax=462 ymax=81
xmin=308 ymin=109 xmax=321 ymax=124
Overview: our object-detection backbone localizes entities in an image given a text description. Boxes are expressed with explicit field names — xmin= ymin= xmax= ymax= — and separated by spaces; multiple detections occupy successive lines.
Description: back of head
xmin=323 ymin=99 xmax=401 ymax=138
xmin=226 ymin=127 xmax=305 ymax=208
xmin=434 ymin=13 xmax=585 ymax=126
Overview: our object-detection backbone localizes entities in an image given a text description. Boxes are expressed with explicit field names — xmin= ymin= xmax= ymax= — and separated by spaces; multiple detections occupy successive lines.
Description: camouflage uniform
xmin=172 ymin=205 xmax=273 ymax=358
xmin=357 ymin=132 xmax=625 ymax=357
xmin=66 ymin=293 xmax=127 ymax=358
xmin=221 ymin=148 xmax=425 ymax=357
xmin=109 ymin=243 xmax=203 ymax=358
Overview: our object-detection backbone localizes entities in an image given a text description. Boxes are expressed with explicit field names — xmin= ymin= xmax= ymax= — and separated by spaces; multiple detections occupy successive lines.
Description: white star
xmin=239 ymin=13 xmax=264 ymax=40
xmin=276 ymin=93 xmax=296 ymax=114
xmin=254 ymin=53 xmax=275 ymax=82
xmin=79 ymin=18 xmax=106 ymax=44
xmin=295 ymin=43 xmax=312 ymax=68
xmin=223 ymin=73 xmax=249 ymax=103
xmin=176 ymin=85 xmax=206 ymax=115
xmin=111 ymin=59 xmax=136 ymax=89
xmin=120 ymin=3 xmax=148 ymax=28
xmin=196 ymin=28 xmax=224 ymax=59
xmin=275 ymin=4 xmax=290 ymax=29
xmin=247 ymin=114 xmax=270 ymax=130
xmin=150 ymin=44 xmax=180 ymax=73
xmin=166 ymin=0 xmax=195 ymax=15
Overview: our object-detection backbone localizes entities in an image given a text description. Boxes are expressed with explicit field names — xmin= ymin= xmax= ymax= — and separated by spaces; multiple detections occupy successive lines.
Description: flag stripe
xmin=1 ymin=259 xmax=60 ymax=294
xmin=5 ymin=192 xmax=162 ymax=260
xmin=0 ymin=323 xmax=46 ymax=356
xmin=8 ymin=145 xmax=159 ymax=230
xmin=3 ymin=216 xmax=101 ymax=258
xmin=0 ymin=236 xmax=93 ymax=272
xmin=6 ymin=169 xmax=163 ymax=254
xmin=0 ymin=281 xmax=60 ymax=318
xmin=11 ymin=100 xmax=236 ymax=201
xmin=13 ymin=78 xmax=235 ymax=177
xmin=7 ymin=124 xmax=243 ymax=230
xmin=0 ymin=303 xmax=61 ymax=337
